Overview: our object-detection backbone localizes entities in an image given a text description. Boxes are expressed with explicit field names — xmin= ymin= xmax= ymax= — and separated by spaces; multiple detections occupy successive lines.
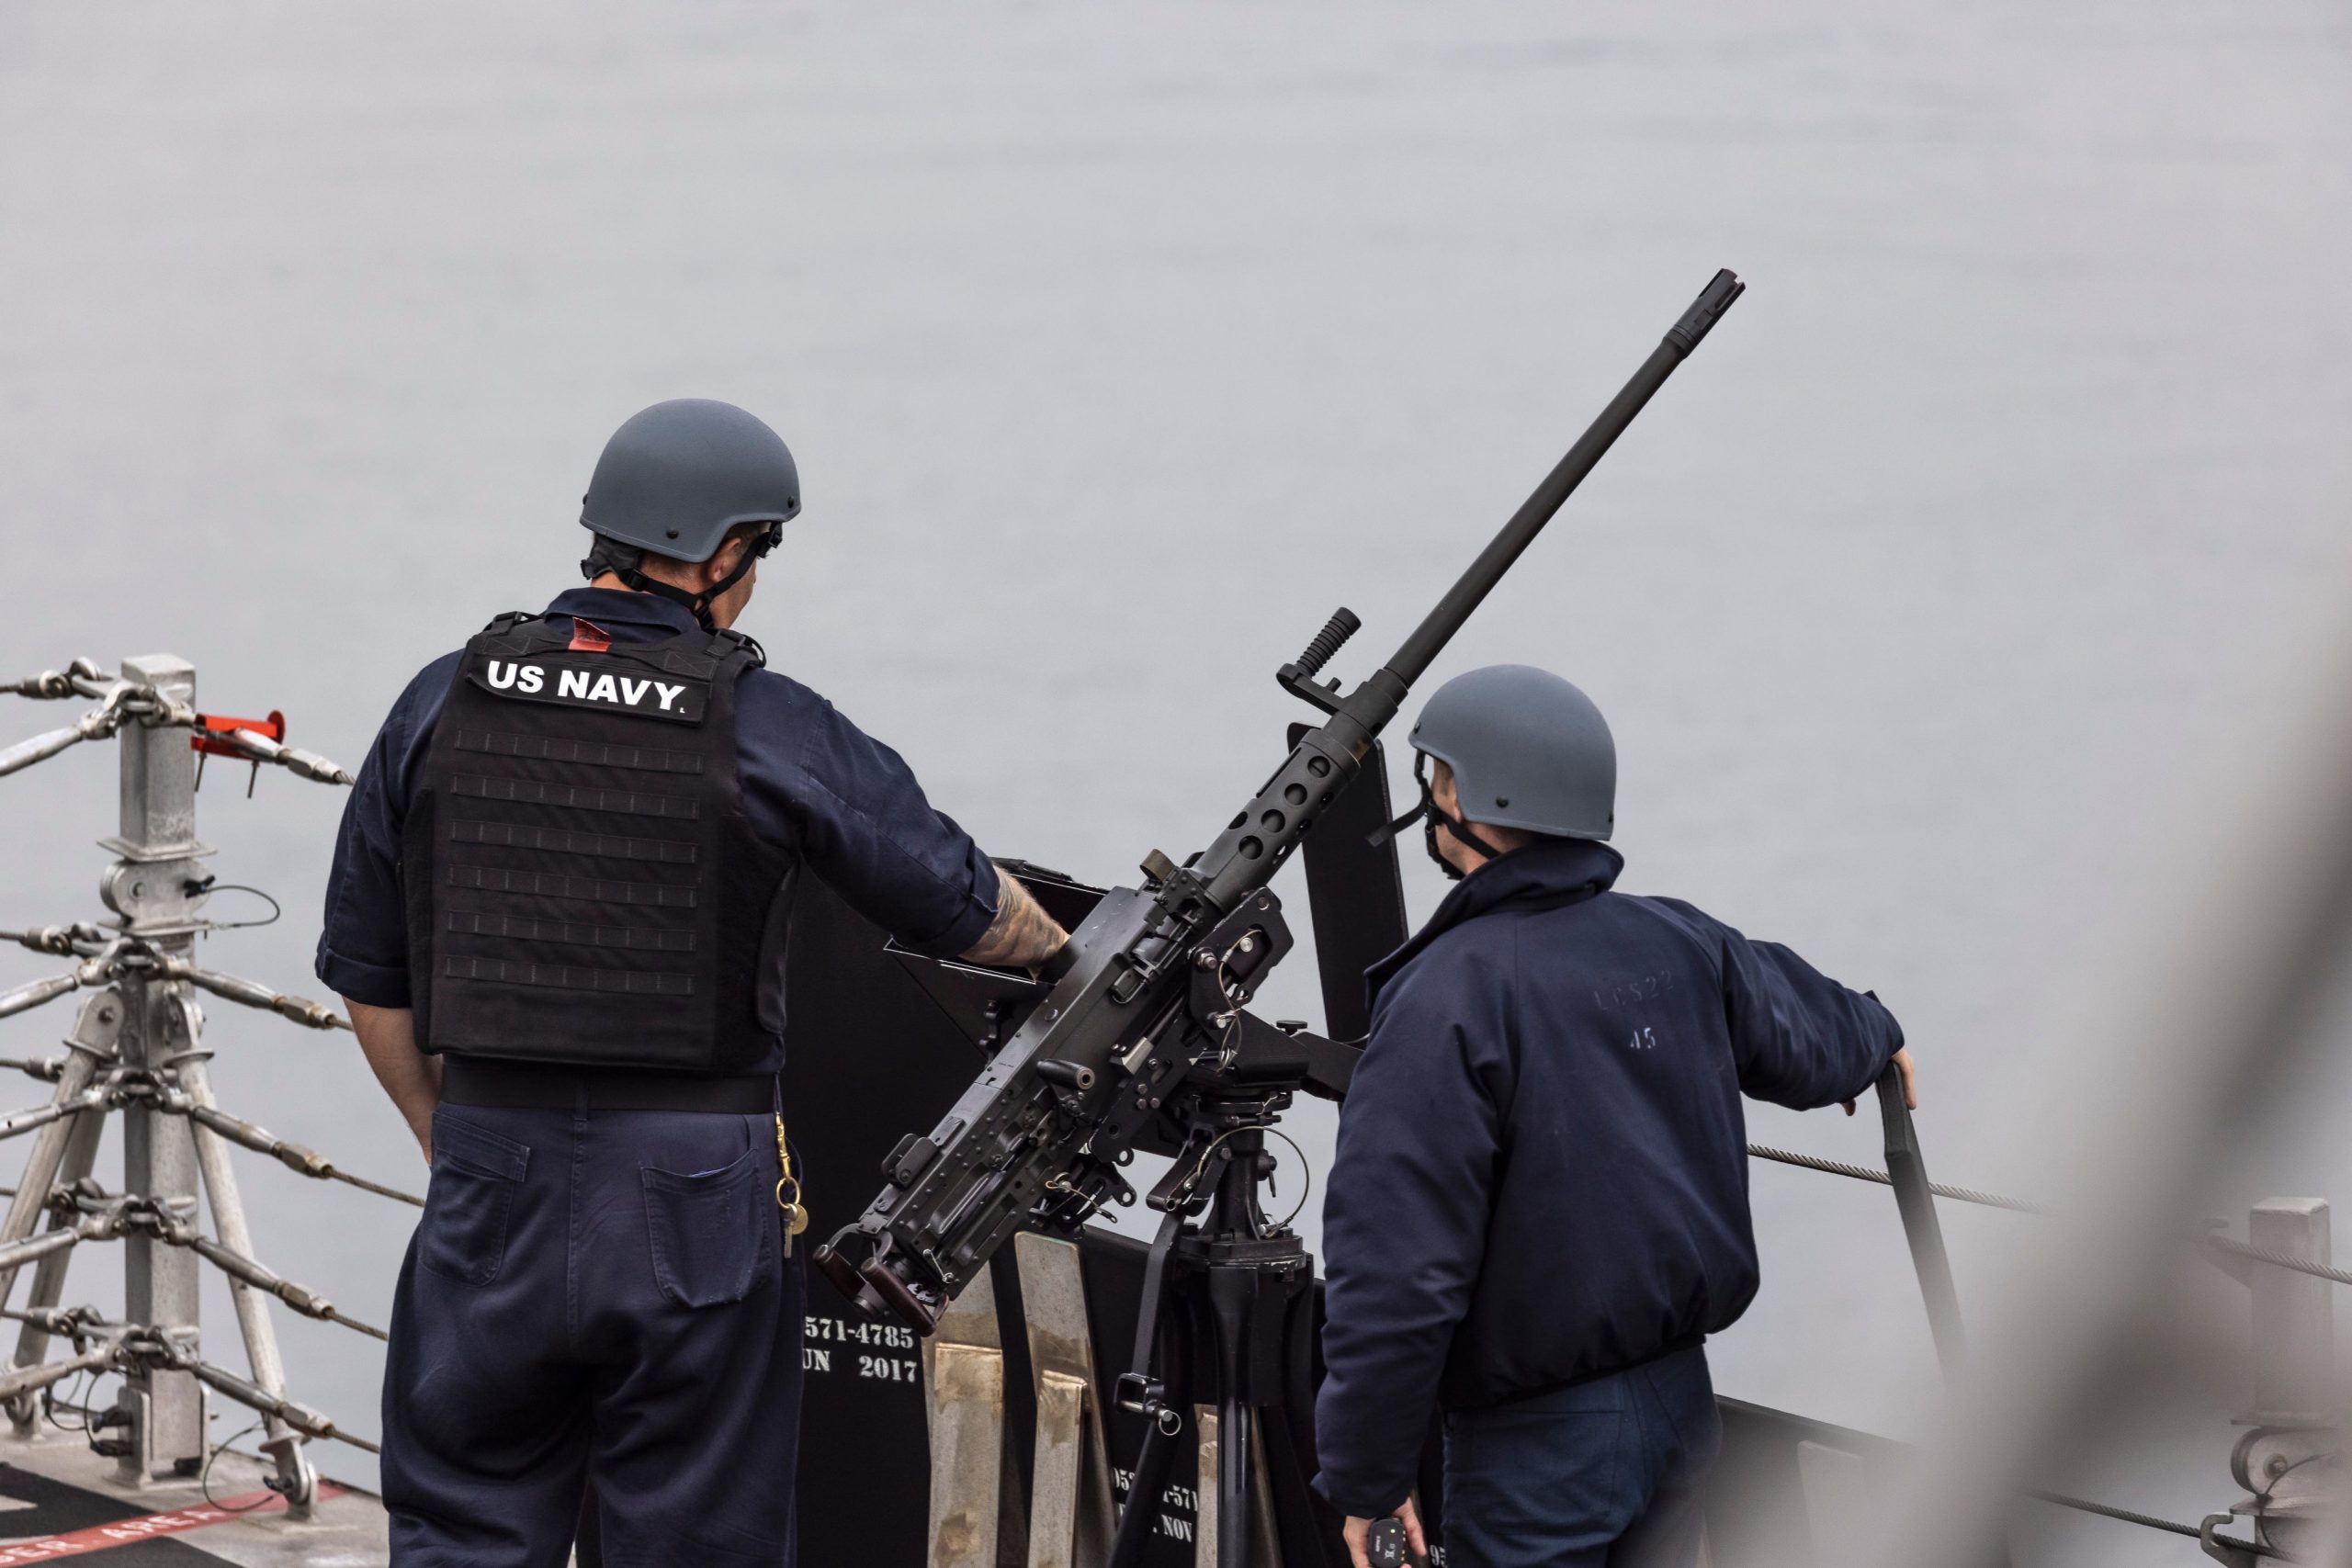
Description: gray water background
xmin=4 ymin=3 xmax=2350 ymax=1556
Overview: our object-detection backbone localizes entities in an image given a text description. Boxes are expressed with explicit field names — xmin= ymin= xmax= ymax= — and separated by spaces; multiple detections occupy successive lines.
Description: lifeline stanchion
xmin=0 ymin=651 xmax=371 ymax=1510
xmin=1875 ymin=1066 xmax=1971 ymax=1377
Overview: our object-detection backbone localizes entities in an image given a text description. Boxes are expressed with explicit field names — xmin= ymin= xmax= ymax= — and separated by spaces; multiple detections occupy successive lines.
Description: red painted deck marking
xmin=0 ymin=1484 xmax=345 ymax=1561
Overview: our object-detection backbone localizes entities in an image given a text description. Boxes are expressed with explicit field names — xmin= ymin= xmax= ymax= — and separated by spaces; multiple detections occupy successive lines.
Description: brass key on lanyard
xmin=775 ymin=1114 xmax=809 ymax=1258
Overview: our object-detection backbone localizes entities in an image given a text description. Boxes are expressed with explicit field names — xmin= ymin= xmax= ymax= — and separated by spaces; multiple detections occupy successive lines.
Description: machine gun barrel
xmin=817 ymin=270 xmax=1744 ymax=1333
xmin=1188 ymin=267 xmax=1743 ymax=909
xmin=1386 ymin=268 xmax=1743 ymax=689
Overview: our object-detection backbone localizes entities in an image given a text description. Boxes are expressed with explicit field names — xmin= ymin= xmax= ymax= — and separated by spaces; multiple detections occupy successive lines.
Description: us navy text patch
xmin=464 ymin=652 xmax=708 ymax=724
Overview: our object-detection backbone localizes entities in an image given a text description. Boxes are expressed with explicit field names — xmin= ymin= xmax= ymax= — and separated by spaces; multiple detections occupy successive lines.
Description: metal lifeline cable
xmin=1746 ymin=1144 xmax=2352 ymax=1287
xmin=1746 ymin=1143 xmax=2051 ymax=1213
xmin=173 ymin=1229 xmax=392 ymax=1343
xmin=169 ymin=1097 xmax=424 ymax=1208
xmin=2028 ymin=1489 xmax=2278 ymax=1560
xmin=166 ymin=1351 xmax=380 ymax=1456
xmin=0 ymin=668 xmax=354 ymax=787
xmin=2194 ymin=1233 xmax=2352 ymax=1290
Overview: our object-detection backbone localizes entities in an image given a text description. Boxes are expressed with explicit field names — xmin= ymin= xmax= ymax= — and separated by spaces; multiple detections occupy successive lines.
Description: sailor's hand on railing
xmin=1845 ymin=1046 xmax=1917 ymax=1116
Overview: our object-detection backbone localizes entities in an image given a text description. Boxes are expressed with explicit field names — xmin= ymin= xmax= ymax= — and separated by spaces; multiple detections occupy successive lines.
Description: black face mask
xmin=1371 ymin=752 xmax=1508 ymax=882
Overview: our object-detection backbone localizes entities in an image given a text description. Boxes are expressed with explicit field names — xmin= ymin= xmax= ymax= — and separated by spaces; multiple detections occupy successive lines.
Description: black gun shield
xmin=1288 ymin=730 xmax=1409 ymax=1043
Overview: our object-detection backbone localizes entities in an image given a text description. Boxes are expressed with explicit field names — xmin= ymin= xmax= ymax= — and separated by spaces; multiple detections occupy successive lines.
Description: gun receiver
xmin=815 ymin=269 xmax=1745 ymax=1332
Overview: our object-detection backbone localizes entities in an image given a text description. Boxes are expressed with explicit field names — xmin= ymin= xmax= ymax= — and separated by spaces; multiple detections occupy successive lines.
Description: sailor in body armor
xmin=316 ymin=400 xmax=1069 ymax=1566
xmin=1313 ymin=666 xmax=1916 ymax=1568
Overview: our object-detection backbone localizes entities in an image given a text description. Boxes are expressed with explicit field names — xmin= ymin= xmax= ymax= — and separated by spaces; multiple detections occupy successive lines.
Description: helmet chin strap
xmin=615 ymin=564 xmax=727 ymax=632
xmin=607 ymin=527 xmax=770 ymax=633
xmin=1368 ymin=753 xmax=1509 ymax=882
xmin=1425 ymin=804 xmax=1508 ymax=883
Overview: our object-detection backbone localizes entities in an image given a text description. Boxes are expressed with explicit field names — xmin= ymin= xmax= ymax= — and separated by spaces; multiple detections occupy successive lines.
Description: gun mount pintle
xmin=816 ymin=269 xmax=1746 ymax=1334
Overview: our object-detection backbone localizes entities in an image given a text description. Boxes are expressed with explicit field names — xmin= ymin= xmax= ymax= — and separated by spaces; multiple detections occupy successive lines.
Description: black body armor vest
xmin=403 ymin=614 xmax=793 ymax=1073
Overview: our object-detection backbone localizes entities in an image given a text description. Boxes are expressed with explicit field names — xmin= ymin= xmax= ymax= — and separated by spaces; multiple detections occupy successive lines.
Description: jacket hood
xmin=1364 ymin=836 xmax=1624 ymax=1005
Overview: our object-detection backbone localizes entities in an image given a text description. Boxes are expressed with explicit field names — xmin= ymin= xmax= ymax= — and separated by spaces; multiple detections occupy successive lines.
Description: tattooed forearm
xmin=962 ymin=864 xmax=1070 ymax=970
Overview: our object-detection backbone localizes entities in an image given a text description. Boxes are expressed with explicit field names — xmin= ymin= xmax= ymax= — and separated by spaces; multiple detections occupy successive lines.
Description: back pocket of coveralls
xmin=641 ymin=1143 xmax=770 ymax=1309
xmin=420 ymin=1115 xmax=529 ymax=1287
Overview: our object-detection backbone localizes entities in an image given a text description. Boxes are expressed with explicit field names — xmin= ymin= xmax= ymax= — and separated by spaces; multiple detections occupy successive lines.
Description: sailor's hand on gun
xmin=1844 ymin=1046 xmax=1917 ymax=1117
xmin=1344 ymin=1498 xmax=1426 ymax=1568
xmin=959 ymin=862 xmax=1069 ymax=974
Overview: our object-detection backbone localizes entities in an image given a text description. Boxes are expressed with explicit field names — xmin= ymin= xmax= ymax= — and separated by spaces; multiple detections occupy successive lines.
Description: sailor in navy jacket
xmin=1314 ymin=780 xmax=1907 ymax=1558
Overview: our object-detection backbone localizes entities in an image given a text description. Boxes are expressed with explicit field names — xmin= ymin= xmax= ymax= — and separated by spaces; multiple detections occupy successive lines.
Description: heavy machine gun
xmin=816 ymin=270 xmax=1747 ymax=1342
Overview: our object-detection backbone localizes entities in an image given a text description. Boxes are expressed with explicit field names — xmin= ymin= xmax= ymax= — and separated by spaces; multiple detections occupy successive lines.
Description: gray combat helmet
xmin=580 ymin=399 xmax=801 ymax=564
xmin=1411 ymin=664 xmax=1617 ymax=841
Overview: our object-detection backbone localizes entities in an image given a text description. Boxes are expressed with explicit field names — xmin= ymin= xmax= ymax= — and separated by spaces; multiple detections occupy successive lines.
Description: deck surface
xmin=0 ymin=1424 xmax=386 ymax=1564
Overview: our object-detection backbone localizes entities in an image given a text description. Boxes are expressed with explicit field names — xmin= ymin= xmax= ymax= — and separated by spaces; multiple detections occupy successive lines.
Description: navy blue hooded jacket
xmin=1312 ymin=838 xmax=1903 ymax=1517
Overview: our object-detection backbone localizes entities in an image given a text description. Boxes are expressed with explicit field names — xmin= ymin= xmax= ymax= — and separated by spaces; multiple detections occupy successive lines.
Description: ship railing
xmin=1752 ymin=1045 xmax=2338 ymax=1564
xmin=0 ymin=652 xmax=394 ymax=1514
xmin=17 ymin=653 xmax=2336 ymax=1561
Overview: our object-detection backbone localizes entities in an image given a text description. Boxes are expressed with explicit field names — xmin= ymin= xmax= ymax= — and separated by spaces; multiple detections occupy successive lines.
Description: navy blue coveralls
xmin=318 ymin=587 xmax=1003 ymax=1567
xmin=1313 ymin=839 xmax=1903 ymax=1568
